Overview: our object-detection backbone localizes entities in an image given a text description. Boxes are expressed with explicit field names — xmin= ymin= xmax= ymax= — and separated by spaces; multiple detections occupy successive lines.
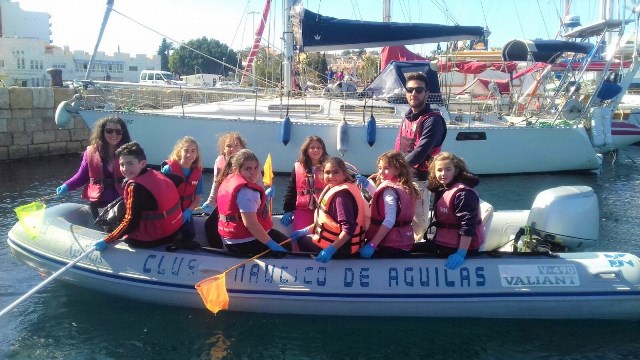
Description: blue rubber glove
xmin=280 ymin=212 xmax=294 ymax=226
xmin=161 ymin=164 xmax=171 ymax=174
xmin=445 ymin=249 xmax=467 ymax=270
xmin=201 ymin=202 xmax=213 ymax=214
xmin=182 ymin=208 xmax=192 ymax=223
xmin=266 ymin=239 xmax=287 ymax=252
xmin=290 ymin=227 xmax=310 ymax=242
xmin=316 ymin=245 xmax=337 ymax=263
xmin=359 ymin=243 xmax=376 ymax=259
xmin=94 ymin=239 xmax=109 ymax=251
xmin=265 ymin=187 xmax=275 ymax=202
xmin=56 ymin=184 xmax=69 ymax=197
xmin=355 ymin=175 xmax=369 ymax=188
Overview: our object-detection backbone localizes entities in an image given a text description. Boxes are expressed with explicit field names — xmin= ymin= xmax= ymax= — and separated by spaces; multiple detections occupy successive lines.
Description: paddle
xmin=195 ymin=238 xmax=291 ymax=314
xmin=0 ymin=246 xmax=97 ymax=318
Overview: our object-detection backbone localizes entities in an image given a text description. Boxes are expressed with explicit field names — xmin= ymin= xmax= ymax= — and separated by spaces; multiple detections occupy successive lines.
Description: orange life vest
xmin=217 ymin=173 xmax=273 ymax=240
xmin=164 ymin=159 xmax=202 ymax=209
xmin=82 ymin=145 xmax=124 ymax=201
xmin=366 ymin=181 xmax=416 ymax=250
xmin=312 ymin=182 xmax=369 ymax=254
xmin=124 ymin=169 xmax=182 ymax=241
xmin=294 ymin=162 xmax=325 ymax=210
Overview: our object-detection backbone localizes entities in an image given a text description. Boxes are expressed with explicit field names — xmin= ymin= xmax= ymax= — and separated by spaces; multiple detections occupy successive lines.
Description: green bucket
xmin=15 ymin=201 xmax=46 ymax=239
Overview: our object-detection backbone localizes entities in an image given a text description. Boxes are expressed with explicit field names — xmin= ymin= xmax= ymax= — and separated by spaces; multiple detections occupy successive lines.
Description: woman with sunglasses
xmin=395 ymin=72 xmax=447 ymax=242
xmin=56 ymin=116 xmax=132 ymax=219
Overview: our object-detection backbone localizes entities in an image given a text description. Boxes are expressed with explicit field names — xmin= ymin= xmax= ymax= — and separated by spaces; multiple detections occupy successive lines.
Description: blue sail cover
xmin=502 ymin=40 xmax=594 ymax=63
xmin=291 ymin=5 xmax=484 ymax=52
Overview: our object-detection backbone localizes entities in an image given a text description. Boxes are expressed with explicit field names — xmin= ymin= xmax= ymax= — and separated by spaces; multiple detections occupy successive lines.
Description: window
xmin=0 ymin=60 xmax=4 ymax=67
xmin=455 ymin=132 xmax=487 ymax=141
xmin=129 ymin=66 xmax=138 ymax=71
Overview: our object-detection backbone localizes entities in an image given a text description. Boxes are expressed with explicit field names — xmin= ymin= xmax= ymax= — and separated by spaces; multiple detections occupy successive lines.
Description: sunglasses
xmin=105 ymin=128 xmax=123 ymax=135
xmin=406 ymin=87 xmax=427 ymax=94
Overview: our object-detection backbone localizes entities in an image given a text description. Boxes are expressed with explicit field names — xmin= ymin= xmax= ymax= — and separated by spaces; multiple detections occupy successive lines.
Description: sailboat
xmin=55 ymin=1 xmax=640 ymax=175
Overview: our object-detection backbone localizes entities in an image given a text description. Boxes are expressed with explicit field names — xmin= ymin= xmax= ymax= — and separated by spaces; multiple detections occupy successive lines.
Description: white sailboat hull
xmin=78 ymin=109 xmax=601 ymax=175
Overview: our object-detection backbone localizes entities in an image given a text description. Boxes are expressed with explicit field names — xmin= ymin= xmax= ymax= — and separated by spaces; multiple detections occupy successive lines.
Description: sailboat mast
xmin=383 ymin=0 xmax=391 ymax=22
xmin=85 ymin=0 xmax=114 ymax=80
xmin=283 ymin=0 xmax=294 ymax=92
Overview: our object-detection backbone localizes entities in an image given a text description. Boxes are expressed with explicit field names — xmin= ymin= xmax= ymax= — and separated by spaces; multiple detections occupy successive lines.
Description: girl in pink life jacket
xmin=202 ymin=132 xmax=247 ymax=211
xmin=203 ymin=132 xmax=248 ymax=248
xmin=281 ymin=136 xmax=330 ymax=231
xmin=425 ymin=152 xmax=485 ymax=270
xmin=358 ymin=151 xmax=420 ymax=258
xmin=161 ymin=136 xmax=203 ymax=241
xmin=216 ymin=149 xmax=289 ymax=256
xmin=56 ymin=116 xmax=132 ymax=219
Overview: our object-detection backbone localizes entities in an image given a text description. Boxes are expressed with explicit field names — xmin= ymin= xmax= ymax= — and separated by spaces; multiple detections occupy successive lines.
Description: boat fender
xmin=590 ymin=107 xmax=605 ymax=147
xmin=281 ymin=116 xmax=292 ymax=145
xmin=54 ymin=100 xmax=75 ymax=129
xmin=337 ymin=119 xmax=349 ymax=155
xmin=366 ymin=115 xmax=376 ymax=147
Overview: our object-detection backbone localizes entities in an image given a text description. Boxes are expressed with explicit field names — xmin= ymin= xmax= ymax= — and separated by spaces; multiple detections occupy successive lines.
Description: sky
xmin=14 ymin=0 xmax=618 ymax=57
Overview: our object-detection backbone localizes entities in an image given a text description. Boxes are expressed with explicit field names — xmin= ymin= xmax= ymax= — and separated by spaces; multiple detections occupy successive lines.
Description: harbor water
xmin=2 ymin=149 xmax=640 ymax=359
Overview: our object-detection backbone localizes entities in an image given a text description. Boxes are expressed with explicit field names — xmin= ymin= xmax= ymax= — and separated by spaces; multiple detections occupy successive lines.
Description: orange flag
xmin=195 ymin=274 xmax=229 ymax=314
xmin=195 ymin=239 xmax=291 ymax=315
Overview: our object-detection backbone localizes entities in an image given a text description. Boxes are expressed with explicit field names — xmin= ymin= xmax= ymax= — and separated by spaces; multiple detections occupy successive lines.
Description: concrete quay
xmin=0 ymin=87 xmax=89 ymax=161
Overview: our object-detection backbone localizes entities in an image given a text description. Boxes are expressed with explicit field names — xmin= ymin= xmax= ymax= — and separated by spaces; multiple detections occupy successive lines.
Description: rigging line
xmin=350 ymin=0 xmax=363 ymax=20
xmin=110 ymin=7 xmax=240 ymax=76
xmin=479 ymin=0 xmax=488 ymax=27
xmin=536 ymin=0 xmax=551 ymax=39
xmin=512 ymin=0 xmax=526 ymax=39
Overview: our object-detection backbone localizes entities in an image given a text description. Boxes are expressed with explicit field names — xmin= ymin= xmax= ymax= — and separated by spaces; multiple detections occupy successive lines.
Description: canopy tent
xmin=291 ymin=5 xmax=484 ymax=52
xmin=380 ymin=46 xmax=428 ymax=71
xmin=455 ymin=78 xmax=511 ymax=95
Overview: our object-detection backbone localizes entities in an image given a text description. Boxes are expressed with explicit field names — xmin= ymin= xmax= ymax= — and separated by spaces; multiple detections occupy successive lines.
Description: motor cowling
xmin=526 ymin=186 xmax=599 ymax=251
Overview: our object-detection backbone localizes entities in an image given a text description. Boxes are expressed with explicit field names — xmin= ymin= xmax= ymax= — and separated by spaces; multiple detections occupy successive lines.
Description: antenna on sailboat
xmin=85 ymin=0 xmax=114 ymax=80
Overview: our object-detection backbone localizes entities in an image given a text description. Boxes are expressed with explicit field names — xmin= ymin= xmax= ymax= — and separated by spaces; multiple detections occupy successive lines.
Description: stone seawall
xmin=0 ymin=87 xmax=89 ymax=161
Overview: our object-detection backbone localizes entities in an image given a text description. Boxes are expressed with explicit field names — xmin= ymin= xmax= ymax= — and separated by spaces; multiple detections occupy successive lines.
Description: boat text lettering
xmin=142 ymin=254 xmax=197 ymax=276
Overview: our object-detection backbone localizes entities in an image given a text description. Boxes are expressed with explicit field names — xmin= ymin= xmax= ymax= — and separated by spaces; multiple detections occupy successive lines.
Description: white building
xmin=0 ymin=0 xmax=160 ymax=87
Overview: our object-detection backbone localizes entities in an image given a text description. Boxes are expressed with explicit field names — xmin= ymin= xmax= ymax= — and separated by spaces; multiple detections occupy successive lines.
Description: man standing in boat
xmin=395 ymin=72 xmax=447 ymax=241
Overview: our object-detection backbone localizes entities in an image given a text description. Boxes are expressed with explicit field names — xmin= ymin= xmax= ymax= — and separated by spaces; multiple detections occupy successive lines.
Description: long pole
xmin=85 ymin=0 xmax=114 ymax=80
xmin=0 ymin=247 xmax=96 ymax=318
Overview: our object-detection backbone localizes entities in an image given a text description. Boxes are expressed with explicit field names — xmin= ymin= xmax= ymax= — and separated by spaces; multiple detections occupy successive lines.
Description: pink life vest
xmin=294 ymin=162 xmax=325 ymax=210
xmin=433 ymin=183 xmax=485 ymax=250
xmin=394 ymin=111 xmax=443 ymax=171
xmin=124 ymin=169 xmax=182 ymax=241
xmin=217 ymin=174 xmax=273 ymax=240
xmin=365 ymin=181 xmax=416 ymax=250
xmin=82 ymin=145 xmax=124 ymax=201
xmin=214 ymin=155 xmax=227 ymax=175
xmin=165 ymin=159 xmax=202 ymax=209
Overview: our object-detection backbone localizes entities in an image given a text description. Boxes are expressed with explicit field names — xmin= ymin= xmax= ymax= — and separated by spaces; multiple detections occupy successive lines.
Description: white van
xmin=139 ymin=70 xmax=184 ymax=85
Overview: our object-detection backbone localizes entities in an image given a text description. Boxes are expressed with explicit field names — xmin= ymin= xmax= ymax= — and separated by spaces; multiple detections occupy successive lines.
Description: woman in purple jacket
xmin=56 ymin=116 xmax=132 ymax=218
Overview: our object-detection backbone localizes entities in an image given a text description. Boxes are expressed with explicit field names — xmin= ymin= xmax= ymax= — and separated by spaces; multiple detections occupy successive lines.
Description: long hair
xmin=214 ymin=149 xmax=259 ymax=187
xmin=297 ymin=135 xmax=330 ymax=173
xmin=217 ymin=132 xmax=247 ymax=157
xmin=427 ymin=152 xmax=477 ymax=191
xmin=375 ymin=151 xmax=420 ymax=199
xmin=90 ymin=116 xmax=132 ymax=160
xmin=168 ymin=136 xmax=202 ymax=170
xmin=323 ymin=157 xmax=356 ymax=183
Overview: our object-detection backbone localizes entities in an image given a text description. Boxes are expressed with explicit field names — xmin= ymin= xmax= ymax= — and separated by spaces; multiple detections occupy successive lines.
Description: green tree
xmin=359 ymin=54 xmax=379 ymax=85
xmin=253 ymin=48 xmax=283 ymax=88
xmin=157 ymin=38 xmax=174 ymax=72
xmin=168 ymin=37 xmax=239 ymax=77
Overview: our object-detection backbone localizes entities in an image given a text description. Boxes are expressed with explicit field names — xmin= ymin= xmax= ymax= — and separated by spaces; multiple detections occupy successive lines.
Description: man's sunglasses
xmin=405 ymin=87 xmax=426 ymax=94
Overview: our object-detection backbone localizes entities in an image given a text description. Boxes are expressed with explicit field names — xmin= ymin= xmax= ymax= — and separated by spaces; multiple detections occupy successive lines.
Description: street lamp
xmin=194 ymin=65 xmax=201 ymax=75
xmin=248 ymin=10 xmax=259 ymax=88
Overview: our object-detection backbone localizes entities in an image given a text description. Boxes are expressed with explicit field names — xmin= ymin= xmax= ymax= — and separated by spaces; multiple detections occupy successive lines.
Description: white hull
xmin=77 ymin=109 xmax=602 ymax=175
xmin=7 ymin=201 xmax=640 ymax=319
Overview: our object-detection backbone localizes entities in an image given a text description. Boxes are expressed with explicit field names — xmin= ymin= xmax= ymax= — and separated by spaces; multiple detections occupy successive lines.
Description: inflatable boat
xmin=7 ymin=186 xmax=640 ymax=319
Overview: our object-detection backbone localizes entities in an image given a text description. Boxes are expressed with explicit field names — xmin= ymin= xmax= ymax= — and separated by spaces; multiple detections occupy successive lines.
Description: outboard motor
xmin=520 ymin=186 xmax=599 ymax=252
